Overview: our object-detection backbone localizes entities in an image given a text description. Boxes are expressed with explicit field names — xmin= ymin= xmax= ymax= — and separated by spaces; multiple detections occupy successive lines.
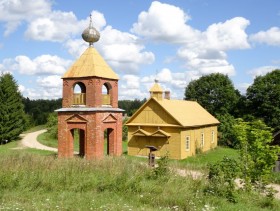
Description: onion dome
xmin=82 ymin=14 xmax=100 ymax=46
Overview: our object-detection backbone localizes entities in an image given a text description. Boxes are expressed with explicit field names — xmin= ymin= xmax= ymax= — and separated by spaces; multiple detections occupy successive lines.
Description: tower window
xmin=102 ymin=83 xmax=112 ymax=106
xmin=73 ymin=82 xmax=86 ymax=105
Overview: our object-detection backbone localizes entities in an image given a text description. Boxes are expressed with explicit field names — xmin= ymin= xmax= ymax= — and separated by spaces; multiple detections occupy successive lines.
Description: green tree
xmin=184 ymin=73 xmax=239 ymax=116
xmin=23 ymin=98 xmax=62 ymax=126
xmin=122 ymin=116 xmax=129 ymax=141
xmin=216 ymin=113 xmax=237 ymax=147
xmin=118 ymin=98 xmax=146 ymax=116
xmin=185 ymin=73 xmax=240 ymax=147
xmin=0 ymin=84 xmax=5 ymax=142
xmin=207 ymin=156 xmax=240 ymax=202
xmin=0 ymin=73 xmax=26 ymax=141
xmin=233 ymin=119 xmax=280 ymax=190
xmin=46 ymin=112 xmax=58 ymax=139
xmin=246 ymin=69 xmax=280 ymax=132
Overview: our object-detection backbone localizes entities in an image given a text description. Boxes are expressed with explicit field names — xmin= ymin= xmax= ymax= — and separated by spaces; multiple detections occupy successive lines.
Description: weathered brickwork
xmin=62 ymin=77 xmax=118 ymax=108
xmin=57 ymin=111 xmax=122 ymax=159
xmin=57 ymin=76 xmax=122 ymax=159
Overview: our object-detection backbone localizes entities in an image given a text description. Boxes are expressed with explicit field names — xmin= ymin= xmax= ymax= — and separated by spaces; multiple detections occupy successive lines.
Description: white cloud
xmin=37 ymin=75 xmax=62 ymax=88
xmin=19 ymin=75 xmax=62 ymax=99
xmin=140 ymin=68 xmax=189 ymax=99
xmin=248 ymin=66 xmax=280 ymax=78
xmin=0 ymin=63 xmax=12 ymax=74
xmin=0 ymin=0 xmax=51 ymax=35
xmin=119 ymin=75 xmax=147 ymax=100
xmin=131 ymin=2 xmax=250 ymax=78
xmin=0 ymin=0 xmax=105 ymax=40
xmin=177 ymin=46 xmax=235 ymax=76
xmin=25 ymin=11 xmax=82 ymax=42
xmin=0 ymin=63 xmax=4 ymax=71
xmin=96 ymin=26 xmax=155 ymax=74
xmin=205 ymin=17 xmax=250 ymax=51
xmin=250 ymin=27 xmax=280 ymax=46
xmin=2 ymin=55 xmax=72 ymax=75
xmin=18 ymin=84 xmax=25 ymax=93
xmin=131 ymin=1 xmax=199 ymax=43
xmin=64 ymin=39 xmax=88 ymax=58
xmin=121 ymin=75 xmax=140 ymax=89
xmin=65 ymin=26 xmax=155 ymax=74
xmin=89 ymin=11 xmax=107 ymax=31
xmin=25 ymin=10 xmax=106 ymax=42
xmin=62 ymin=12 xmax=155 ymax=74
xmin=22 ymin=87 xmax=62 ymax=99
xmin=176 ymin=17 xmax=250 ymax=77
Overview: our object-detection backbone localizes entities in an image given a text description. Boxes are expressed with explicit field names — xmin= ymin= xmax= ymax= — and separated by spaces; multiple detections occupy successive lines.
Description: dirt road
xmin=20 ymin=129 xmax=57 ymax=152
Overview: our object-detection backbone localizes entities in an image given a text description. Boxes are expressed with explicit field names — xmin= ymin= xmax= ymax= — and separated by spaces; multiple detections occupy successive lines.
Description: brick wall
xmin=62 ymin=77 xmax=118 ymax=108
xmin=57 ymin=111 xmax=122 ymax=159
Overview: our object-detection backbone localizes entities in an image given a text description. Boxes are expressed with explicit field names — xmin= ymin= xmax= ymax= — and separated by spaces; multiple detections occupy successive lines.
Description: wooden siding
xmin=180 ymin=126 xmax=217 ymax=159
xmin=128 ymin=125 xmax=218 ymax=160
xmin=131 ymin=100 xmax=178 ymax=125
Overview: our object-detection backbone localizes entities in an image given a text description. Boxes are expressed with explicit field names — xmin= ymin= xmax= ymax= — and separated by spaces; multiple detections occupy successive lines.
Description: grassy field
xmin=1 ymin=130 xmax=280 ymax=210
xmin=1 ymin=149 xmax=280 ymax=210
xmin=172 ymin=147 xmax=239 ymax=171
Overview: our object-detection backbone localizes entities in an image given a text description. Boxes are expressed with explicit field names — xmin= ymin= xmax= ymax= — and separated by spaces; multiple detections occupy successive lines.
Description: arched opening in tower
xmin=102 ymin=82 xmax=112 ymax=106
xmin=73 ymin=82 xmax=86 ymax=105
xmin=70 ymin=128 xmax=86 ymax=157
xmin=103 ymin=128 xmax=114 ymax=155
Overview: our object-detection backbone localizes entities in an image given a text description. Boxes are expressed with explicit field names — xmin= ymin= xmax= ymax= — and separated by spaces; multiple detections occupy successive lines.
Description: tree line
xmin=184 ymin=69 xmax=280 ymax=147
xmin=1 ymin=69 xmax=279 ymax=146
xmin=0 ymin=71 xmax=146 ymax=144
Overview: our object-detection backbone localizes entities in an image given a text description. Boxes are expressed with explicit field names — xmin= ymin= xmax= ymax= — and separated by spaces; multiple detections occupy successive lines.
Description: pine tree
xmin=0 ymin=73 xmax=26 ymax=141
xmin=0 ymin=83 xmax=5 ymax=143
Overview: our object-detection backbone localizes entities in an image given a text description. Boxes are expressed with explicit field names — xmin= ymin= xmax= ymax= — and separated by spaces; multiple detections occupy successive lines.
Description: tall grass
xmin=171 ymin=147 xmax=239 ymax=170
xmin=1 ymin=152 xmax=279 ymax=210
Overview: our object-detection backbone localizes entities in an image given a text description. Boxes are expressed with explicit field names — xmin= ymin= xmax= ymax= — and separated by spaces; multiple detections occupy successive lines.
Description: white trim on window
xmin=211 ymin=130 xmax=215 ymax=143
xmin=201 ymin=132 xmax=204 ymax=148
xmin=186 ymin=136 xmax=190 ymax=151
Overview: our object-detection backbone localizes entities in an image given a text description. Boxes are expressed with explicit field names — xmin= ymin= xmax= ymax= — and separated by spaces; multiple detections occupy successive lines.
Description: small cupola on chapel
xmin=61 ymin=15 xmax=119 ymax=108
xmin=149 ymin=79 xmax=163 ymax=100
xmin=149 ymin=79 xmax=171 ymax=100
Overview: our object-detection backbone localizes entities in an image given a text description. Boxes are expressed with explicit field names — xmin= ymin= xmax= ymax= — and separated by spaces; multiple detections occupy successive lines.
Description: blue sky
xmin=0 ymin=0 xmax=280 ymax=100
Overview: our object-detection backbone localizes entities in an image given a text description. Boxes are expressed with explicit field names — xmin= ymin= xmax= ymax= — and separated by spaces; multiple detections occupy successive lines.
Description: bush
xmin=206 ymin=156 xmax=240 ymax=202
xmin=46 ymin=113 xmax=58 ymax=139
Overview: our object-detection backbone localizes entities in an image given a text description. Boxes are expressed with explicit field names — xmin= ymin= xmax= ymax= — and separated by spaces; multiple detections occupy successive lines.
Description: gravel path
xmin=174 ymin=168 xmax=280 ymax=200
xmin=19 ymin=129 xmax=57 ymax=152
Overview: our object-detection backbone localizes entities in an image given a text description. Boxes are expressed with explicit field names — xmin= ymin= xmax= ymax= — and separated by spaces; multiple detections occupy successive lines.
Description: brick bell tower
xmin=56 ymin=16 xmax=123 ymax=159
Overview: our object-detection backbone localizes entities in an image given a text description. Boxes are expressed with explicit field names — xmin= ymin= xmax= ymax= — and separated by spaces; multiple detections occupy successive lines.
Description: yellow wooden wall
xmin=129 ymin=100 xmax=178 ymax=125
xmin=127 ymin=125 xmax=218 ymax=160
xmin=180 ymin=126 xmax=217 ymax=159
xmin=126 ymin=99 xmax=218 ymax=160
xmin=127 ymin=126 xmax=182 ymax=159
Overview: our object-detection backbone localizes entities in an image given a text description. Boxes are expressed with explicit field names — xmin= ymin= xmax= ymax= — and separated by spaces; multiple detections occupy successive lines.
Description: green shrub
xmin=206 ymin=156 xmax=240 ymax=203
xmin=46 ymin=113 xmax=58 ymax=139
